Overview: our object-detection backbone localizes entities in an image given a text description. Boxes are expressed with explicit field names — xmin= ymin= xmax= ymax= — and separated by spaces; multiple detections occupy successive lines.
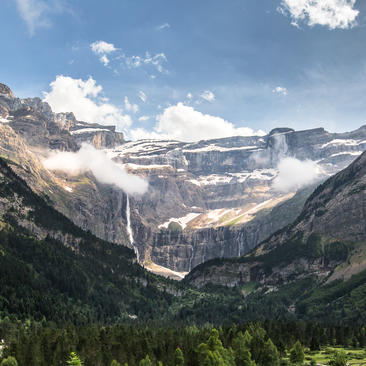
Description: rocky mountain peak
xmin=0 ymin=83 xmax=14 ymax=99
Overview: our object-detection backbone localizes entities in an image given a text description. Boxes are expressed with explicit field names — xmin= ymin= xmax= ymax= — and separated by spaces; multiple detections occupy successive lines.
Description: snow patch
xmin=321 ymin=139 xmax=359 ymax=148
xmin=71 ymin=128 xmax=111 ymax=135
xmin=183 ymin=144 xmax=259 ymax=153
xmin=159 ymin=212 xmax=201 ymax=229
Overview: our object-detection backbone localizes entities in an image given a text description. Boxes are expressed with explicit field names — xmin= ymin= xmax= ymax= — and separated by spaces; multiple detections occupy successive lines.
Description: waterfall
xmin=272 ymin=133 xmax=289 ymax=161
xmin=188 ymin=245 xmax=195 ymax=272
xmin=126 ymin=195 xmax=140 ymax=262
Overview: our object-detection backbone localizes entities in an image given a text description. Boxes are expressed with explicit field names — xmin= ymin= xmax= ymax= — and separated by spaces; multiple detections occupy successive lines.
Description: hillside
xmin=0 ymin=157 xmax=176 ymax=323
xmin=185 ymin=150 xmax=366 ymax=322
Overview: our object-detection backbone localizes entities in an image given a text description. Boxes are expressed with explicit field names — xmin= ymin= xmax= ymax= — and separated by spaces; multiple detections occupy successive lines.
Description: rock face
xmin=0 ymin=84 xmax=125 ymax=150
xmin=2 ymin=82 xmax=366 ymax=275
xmin=186 ymin=150 xmax=366 ymax=288
xmin=109 ymin=127 xmax=366 ymax=272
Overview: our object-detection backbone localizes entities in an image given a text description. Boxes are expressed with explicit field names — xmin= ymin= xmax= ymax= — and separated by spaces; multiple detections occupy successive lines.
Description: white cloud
xmin=272 ymin=157 xmax=321 ymax=192
xmin=90 ymin=41 xmax=117 ymax=54
xmin=43 ymin=144 xmax=148 ymax=195
xmin=125 ymin=52 xmax=168 ymax=73
xmin=89 ymin=41 xmax=168 ymax=74
xmin=138 ymin=116 xmax=150 ymax=122
xmin=279 ymin=0 xmax=359 ymax=29
xmin=100 ymin=55 xmax=110 ymax=66
xmin=124 ymin=97 xmax=139 ymax=114
xmin=138 ymin=91 xmax=147 ymax=103
xmin=90 ymin=41 xmax=116 ymax=67
xmin=14 ymin=0 xmax=64 ymax=35
xmin=43 ymin=75 xmax=132 ymax=131
xmin=157 ymin=23 xmax=170 ymax=30
xmin=272 ymin=86 xmax=288 ymax=95
xmin=200 ymin=90 xmax=216 ymax=102
xmin=129 ymin=103 xmax=265 ymax=142
xmin=187 ymin=93 xmax=193 ymax=99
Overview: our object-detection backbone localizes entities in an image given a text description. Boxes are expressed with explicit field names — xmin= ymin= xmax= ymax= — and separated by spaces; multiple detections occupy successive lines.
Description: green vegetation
xmin=167 ymin=221 xmax=183 ymax=232
xmin=2 ymin=322 xmax=366 ymax=366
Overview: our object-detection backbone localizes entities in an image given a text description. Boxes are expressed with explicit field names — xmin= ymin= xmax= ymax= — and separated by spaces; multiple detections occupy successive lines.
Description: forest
xmin=1 ymin=320 xmax=365 ymax=366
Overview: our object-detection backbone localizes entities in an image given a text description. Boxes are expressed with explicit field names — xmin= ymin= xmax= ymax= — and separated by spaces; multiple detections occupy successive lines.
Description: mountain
xmin=0 ymin=156 xmax=177 ymax=323
xmin=185 ymin=149 xmax=366 ymax=321
xmin=2 ymin=82 xmax=366 ymax=276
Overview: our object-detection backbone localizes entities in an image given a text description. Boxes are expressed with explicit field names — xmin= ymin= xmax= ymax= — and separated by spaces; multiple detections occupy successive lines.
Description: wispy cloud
xmin=124 ymin=96 xmax=139 ymax=114
xmin=278 ymin=0 xmax=359 ymax=30
xmin=199 ymin=90 xmax=215 ymax=102
xmin=124 ymin=52 xmax=168 ymax=73
xmin=157 ymin=23 xmax=170 ymax=30
xmin=138 ymin=91 xmax=147 ymax=103
xmin=89 ymin=40 xmax=169 ymax=74
xmin=14 ymin=0 xmax=66 ymax=35
xmin=272 ymin=86 xmax=288 ymax=95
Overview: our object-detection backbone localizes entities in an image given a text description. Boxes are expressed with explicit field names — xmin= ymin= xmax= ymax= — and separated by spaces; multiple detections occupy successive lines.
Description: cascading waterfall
xmin=188 ymin=244 xmax=195 ymax=272
xmin=202 ymin=243 xmax=207 ymax=264
xmin=238 ymin=233 xmax=242 ymax=257
xmin=272 ymin=133 xmax=289 ymax=161
xmin=126 ymin=194 xmax=140 ymax=262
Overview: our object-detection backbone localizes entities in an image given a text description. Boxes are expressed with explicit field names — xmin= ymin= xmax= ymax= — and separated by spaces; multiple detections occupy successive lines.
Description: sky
xmin=1 ymin=0 xmax=366 ymax=141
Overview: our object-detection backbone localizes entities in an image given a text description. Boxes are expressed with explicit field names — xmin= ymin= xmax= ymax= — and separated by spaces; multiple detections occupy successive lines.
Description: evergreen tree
xmin=0 ymin=357 xmax=18 ymax=366
xmin=289 ymin=341 xmax=305 ymax=365
xmin=197 ymin=329 xmax=235 ymax=366
xmin=261 ymin=339 xmax=280 ymax=366
xmin=232 ymin=332 xmax=255 ymax=366
xmin=174 ymin=347 xmax=184 ymax=366
xmin=139 ymin=355 xmax=152 ymax=366
xmin=66 ymin=352 xmax=83 ymax=366
xmin=329 ymin=350 xmax=347 ymax=366
xmin=249 ymin=325 xmax=266 ymax=365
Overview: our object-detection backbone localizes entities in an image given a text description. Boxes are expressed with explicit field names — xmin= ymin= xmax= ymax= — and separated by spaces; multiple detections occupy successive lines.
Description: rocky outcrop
xmin=0 ymin=84 xmax=125 ymax=150
xmin=147 ymin=186 xmax=314 ymax=272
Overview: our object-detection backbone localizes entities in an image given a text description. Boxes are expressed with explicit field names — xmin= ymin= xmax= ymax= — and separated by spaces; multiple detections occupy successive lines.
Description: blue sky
xmin=1 ymin=0 xmax=366 ymax=141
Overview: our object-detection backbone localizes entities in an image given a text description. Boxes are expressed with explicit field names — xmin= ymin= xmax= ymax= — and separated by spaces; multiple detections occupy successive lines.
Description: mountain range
xmin=2 ymin=81 xmax=366 ymax=323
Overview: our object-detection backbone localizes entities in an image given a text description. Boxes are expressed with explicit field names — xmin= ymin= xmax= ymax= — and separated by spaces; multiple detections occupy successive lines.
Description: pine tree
xmin=139 ymin=355 xmax=152 ymax=366
xmin=261 ymin=339 xmax=280 ymax=366
xmin=174 ymin=347 xmax=184 ymax=366
xmin=66 ymin=352 xmax=83 ymax=366
xmin=232 ymin=332 xmax=255 ymax=366
xmin=289 ymin=341 xmax=305 ymax=365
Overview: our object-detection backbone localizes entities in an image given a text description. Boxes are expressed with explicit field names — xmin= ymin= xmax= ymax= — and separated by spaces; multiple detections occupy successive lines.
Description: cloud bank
xmin=43 ymin=144 xmax=148 ymax=195
xmin=130 ymin=103 xmax=265 ymax=142
xmin=272 ymin=157 xmax=321 ymax=192
xmin=43 ymin=75 xmax=132 ymax=131
xmin=279 ymin=0 xmax=359 ymax=29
